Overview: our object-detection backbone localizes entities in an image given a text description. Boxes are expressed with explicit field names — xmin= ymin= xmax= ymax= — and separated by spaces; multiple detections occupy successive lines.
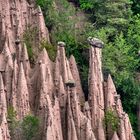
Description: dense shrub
xmin=23 ymin=26 xmax=38 ymax=62
xmin=21 ymin=115 xmax=40 ymax=140
xmin=8 ymin=107 xmax=39 ymax=140
xmin=40 ymin=39 xmax=56 ymax=61
xmin=103 ymin=109 xmax=119 ymax=132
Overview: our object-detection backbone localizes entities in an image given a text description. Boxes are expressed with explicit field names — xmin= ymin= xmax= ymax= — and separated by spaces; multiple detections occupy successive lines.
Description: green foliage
xmin=40 ymin=39 xmax=56 ymax=61
xmin=37 ymin=0 xmax=88 ymax=60
xmin=23 ymin=26 xmax=38 ymax=62
xmin=50 ymin=0 xmax=77 ymax=45
xmin=7 ymin=106 xmax=17 ymax=121
xmin=77 ymin=0 xmax=132 ymax=39
xmin=131 ymin=0 xmax=140 ymax=14
xmin=78 ymin=0 xmax=94 ymax=11
xmin=127 ymin=15 xmax=140 ymax=71
xmin=103 ymin=109 xmax=119 ymax=132
xmin=7 ymin=107 xmax=39 ymax=140
xmin=36 ymin=0 xmax=57 ymax=30
xmin=36 ymin=0 xmax=52 ymax=7
xmin=103 ymin=33 xmax=139 ymax=79
xmin=117 ymin=77 xmax=140 ymax=140
xmin=7 ymin=107 xmax=18 ymax=138
xmin=21 ymin=115 xmax=40 ymax=140
xmin=95 ymin=1 xmax=132 ymax=41
xmin=118 ymin=77 xmax=140 ymax=111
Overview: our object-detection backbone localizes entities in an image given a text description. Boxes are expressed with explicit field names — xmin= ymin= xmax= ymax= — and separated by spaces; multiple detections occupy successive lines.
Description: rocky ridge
xmin=0 ymin=0 xmax=136 ymax=140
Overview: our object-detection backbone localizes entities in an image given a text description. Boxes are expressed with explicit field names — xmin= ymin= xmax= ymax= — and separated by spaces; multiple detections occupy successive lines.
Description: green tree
xmin=23 ymin=26 xmax=39 ymax=62
xmin=78 ymin=0 xmax=95 ymax=11
xmin=96 ymin=1 xmax=132 ymax=25
xmin=76 ymin=0 xmax=132 ymax=29
xmin=7 ymin=107 xmax=19 ymax=139
xmin=104 ymin=109 xmax=119 ymax=131
xmin=36 ymin=0 xmax=56 ymax=30
xmin=131 ymin=0 xmax=140 ymax=14
xmin=127 ymin=15 xmax=140 ymax=71
xmin=21 ymin=115 xmax=40 ymax=140
xmin=40 ymin=39 xmax=56 ymax=61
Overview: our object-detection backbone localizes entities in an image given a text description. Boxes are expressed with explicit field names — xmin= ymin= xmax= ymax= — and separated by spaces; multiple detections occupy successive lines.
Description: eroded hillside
xmin=0 ymin=0 xmax=137 ymax=140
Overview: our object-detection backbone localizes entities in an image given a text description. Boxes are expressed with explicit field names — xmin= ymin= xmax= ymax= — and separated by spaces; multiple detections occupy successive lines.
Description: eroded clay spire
xmin=16 ymin=63 xmax=30 ymax=119
xmin=88 ymin=37 xmax=105 ymax=140
xmin=22 ymin=43 xmax=30 ymax=77
xmin=0 ymin=73 xmax=7 ymax=118
xmin=69 ymin=55 xmax=85 ymax=103
xmin=0 ymin=15 xmax=6 ymax=53
xmin=11 ymin=59 xmax=18 ymax=109
xmin=54 ymin=55 xmax=60 ymax=88
xmin=67 ymin=88 xmax=78 ymax=140
xmin=104 ymin=75 xmax=119 ymax=139
xmin=37 ymin=6 xmax=50 ymax=42
xmin=111 ymin=132 xmax=119 ymax=140
xmin=57 ymin=41 xmax=68 ymax=83
xmin=37 ymin=48 xmax=52 ymax=71
xmin=105 ymin=74 xmax=117 ymax=109
xmin=0 ymin=73 xmax=10 ymax=140
xmin=35 ymin=63 xmax=49 ymax=139
xmin=4 ymin=42 xmax=14 ymax=105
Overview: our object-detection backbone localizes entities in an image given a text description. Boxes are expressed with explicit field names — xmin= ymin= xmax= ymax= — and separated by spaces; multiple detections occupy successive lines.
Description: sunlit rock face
xmin=0 ymin=0 xmax=136 ymax=140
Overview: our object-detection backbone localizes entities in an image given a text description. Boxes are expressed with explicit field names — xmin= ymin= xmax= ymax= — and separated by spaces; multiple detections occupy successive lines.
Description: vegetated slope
xmin=36 ymin=0 xmax=92 ymax=98
xmin=0 ymin=2 xmax=136 ymax=138
xmin=0 ymin=0 xmax=139 ymax=139
xmin=36 ymin=0 xmax=140 ymax=139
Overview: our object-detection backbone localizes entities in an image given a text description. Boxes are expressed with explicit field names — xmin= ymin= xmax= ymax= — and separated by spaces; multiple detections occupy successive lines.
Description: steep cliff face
xmin=0 ymin=0 xmax=136 ymax=140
